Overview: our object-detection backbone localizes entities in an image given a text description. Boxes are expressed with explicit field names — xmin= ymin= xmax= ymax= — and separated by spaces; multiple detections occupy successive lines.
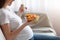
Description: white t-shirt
xmin=0 ymin=6 xmax=33 ymax=40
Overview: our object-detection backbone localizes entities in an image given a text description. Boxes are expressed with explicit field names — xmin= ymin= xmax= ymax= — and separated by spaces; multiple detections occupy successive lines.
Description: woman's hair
xmin=0 ymin=0 xmax=6 ymax=8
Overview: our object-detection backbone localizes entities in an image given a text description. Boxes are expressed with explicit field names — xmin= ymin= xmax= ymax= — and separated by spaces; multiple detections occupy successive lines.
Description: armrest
xmin=31 ymin=13 xmax=52 ymax=27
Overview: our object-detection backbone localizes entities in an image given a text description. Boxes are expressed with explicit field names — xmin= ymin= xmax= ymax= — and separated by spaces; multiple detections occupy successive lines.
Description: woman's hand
xmin=26 ymin=20 xmax=35 ymax=26
xmin=17 ymin=4 xmax=24 ymax=16
xmin=19 ymin=4 xmax=24 ymax=13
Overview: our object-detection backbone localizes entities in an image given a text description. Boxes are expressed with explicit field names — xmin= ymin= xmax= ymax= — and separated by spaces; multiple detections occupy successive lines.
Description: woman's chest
xmin=8 ymin=11 xmax=22 ymax=30
xmin=8 ymin=10 xmax=22 ymax=23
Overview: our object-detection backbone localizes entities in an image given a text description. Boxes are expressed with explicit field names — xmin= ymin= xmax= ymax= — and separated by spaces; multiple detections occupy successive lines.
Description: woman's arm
xmin=1 ymin=22 xmax=28 ymax=40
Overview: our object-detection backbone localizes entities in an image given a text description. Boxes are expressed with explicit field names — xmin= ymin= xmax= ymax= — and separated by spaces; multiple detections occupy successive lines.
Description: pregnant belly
xmin=15 ymin=25 xmax=33 ymax=40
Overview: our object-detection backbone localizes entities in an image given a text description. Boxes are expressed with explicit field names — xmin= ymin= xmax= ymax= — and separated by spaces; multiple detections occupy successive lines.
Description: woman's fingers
xmin=19 ymin=4 xmax=24 ymax=12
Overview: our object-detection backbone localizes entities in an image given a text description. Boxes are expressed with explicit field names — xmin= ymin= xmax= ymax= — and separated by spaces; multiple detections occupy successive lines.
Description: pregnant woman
xmin=0 ymin=0 xmax=34 ymax=40
xmin=0 ymin=0 xmax=60 ymax=40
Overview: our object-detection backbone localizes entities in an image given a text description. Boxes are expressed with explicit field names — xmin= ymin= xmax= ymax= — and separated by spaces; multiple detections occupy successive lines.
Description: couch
xmin=21 ymin=13 xmax=56 ymax=36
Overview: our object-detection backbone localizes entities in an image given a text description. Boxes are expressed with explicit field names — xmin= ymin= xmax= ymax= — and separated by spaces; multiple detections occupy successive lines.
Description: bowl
xmin=25 ymin=13 xmax=40 ymax=25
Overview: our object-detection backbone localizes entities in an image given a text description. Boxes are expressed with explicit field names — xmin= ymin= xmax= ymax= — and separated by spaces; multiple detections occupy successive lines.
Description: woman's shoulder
xmin=0 ymin=8 xmax=8 ymax=16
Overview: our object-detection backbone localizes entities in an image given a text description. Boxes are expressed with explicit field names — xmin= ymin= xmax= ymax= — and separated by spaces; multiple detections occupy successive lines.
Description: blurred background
xmin=10 ymin=0 xmax=60 ymax=36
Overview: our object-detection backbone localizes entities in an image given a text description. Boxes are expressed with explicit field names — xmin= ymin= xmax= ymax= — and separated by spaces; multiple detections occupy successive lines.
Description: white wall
xmin=44 ymin=0 xmax=60 ymax=36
